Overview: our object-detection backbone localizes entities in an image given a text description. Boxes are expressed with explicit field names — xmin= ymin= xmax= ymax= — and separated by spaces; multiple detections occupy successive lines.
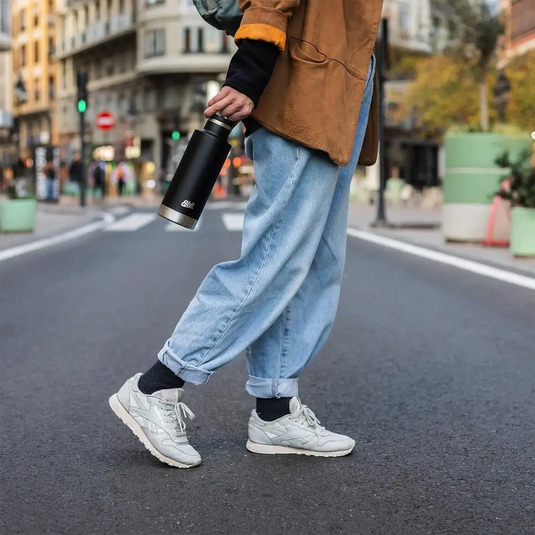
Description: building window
xmin=20 ymin=9 xmax=26 ymax=31
xmin=107 ymin=62 xmax=114 ymax=77
xmin=34 ymin=42 xmax=39 ymax=63
xmin=21 ymin=45 xmax=26 ymax=67
xmin=221 ymin=33 xmax=228 ymax=53
xmin=119 ymin=52 xmax=127 ymax=73
xmin=48 ymin=37 xmax=54 ymax=56
xmin=48 ymin=76 xmax=54 ymax=100
xmin=145 ymin=29 xmax=165 ymax=57
xmin=197 ymin=28 xmax=204 ymax=52
xmin=119 ymin=0 xmax=124 ymax=14
xmin=184 ymin=28 xmax=191 ymax=53
xmin=33 ymin=5 xmax=39 ymax=26
xmin=61 ymin=60 xmax=66 ymax=88
xmin=399 ymin=3 xmax=410 ymax=36
xmin=145 ymin=87 xmax=157 ymax=112
xmin=35 ymin=79 xmax=40 ymax=102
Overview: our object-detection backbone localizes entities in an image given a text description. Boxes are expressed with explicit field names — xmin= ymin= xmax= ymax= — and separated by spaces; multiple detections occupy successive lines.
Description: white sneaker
xmin=109 ymin=373 xmax=201 ymax=468
xmin=246 ymin=397 xmax=355 ymax=457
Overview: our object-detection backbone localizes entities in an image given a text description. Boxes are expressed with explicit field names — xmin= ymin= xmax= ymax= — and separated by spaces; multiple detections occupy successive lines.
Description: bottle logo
xmin=181 ymin=200 xmax=195 ymax=209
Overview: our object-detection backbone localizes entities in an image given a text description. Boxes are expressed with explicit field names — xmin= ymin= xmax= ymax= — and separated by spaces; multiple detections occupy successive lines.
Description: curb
xmin=0 ymin=211 xmax=115 ymax=263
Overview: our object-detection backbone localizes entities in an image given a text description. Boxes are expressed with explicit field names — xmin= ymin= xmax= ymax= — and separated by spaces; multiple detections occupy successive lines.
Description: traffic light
xmin=76 ymin=71 xmax=88 ymax=114
xmin=172 ymin=116 xmax=180 ymax=141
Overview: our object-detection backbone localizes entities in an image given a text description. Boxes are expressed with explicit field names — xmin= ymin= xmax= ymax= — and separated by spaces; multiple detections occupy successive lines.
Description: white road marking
xmin=0 ymin=212 xmax=115 ymax=263
xmin=222 ymin=213 xmax=244 ymax=231
xmin=347 ymin=228 xmax=535 ymax=292
xmin=206 ymin=201 xmax=248 ymax=211
xmin=165 ymin=217 xmax=202 ymax=232
xmin=105 ymin=213 xmax=157 ymax=232
xmin=109 ymin=206 xmax=131 ymax=216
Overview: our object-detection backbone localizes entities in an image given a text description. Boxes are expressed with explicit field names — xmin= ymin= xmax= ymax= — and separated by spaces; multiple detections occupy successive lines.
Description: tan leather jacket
xmin=236 ymin=0 xmax=384 ymax=166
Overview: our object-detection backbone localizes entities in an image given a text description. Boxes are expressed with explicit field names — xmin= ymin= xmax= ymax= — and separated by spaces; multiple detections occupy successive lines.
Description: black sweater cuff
xmin=223 ymin=39 xmax=280 ymax=108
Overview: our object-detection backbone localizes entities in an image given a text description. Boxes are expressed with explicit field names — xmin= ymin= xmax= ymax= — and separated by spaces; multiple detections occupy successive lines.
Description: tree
xmin=433 ymin=0 xmax=504 ymax=131
xmin=504 ymin=50 xmax=535 ymax=132
xmin=401 ymin=55 xmax=497 ymax=136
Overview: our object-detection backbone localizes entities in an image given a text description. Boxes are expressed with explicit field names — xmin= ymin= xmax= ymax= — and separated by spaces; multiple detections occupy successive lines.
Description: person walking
xmin=110 ymin=0 xmax=383 ymax=468
xmin=43 ymin=159 xmax=56 ymax=201
xmin=69 ymin=153 xmax=82 ymax=195
xmin=93 ymin=160 xmax=105 ymax=199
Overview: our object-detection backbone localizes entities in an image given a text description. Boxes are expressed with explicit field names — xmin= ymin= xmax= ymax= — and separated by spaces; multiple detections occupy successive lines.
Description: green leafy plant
xmin=6 ymin=181 xmax=34 ymax=200
xmin=495 ymin=150 xmax=535 ymax=209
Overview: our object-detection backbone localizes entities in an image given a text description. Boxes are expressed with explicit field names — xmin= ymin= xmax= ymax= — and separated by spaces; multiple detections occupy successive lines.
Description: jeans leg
xmin=246 ymin=56 xmax=376 ymax=398
xmin=158 ymin=128 xmax=340 ymax=390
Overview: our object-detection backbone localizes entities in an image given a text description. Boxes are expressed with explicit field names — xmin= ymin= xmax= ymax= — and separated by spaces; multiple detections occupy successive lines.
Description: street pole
xmin=77 ymin=71 xmax=88 ymax=208
xmin=80 ymin=108 xmax=86 ymax=207
xmin=372 ymin=18 xmax=390 ymax=228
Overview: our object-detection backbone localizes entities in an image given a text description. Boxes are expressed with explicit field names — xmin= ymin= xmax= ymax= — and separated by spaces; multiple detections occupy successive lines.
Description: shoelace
xmin=160 ymin=401 xmax=196 ymax=433
xmin=292 ymin=402 xmax=329 ymax=437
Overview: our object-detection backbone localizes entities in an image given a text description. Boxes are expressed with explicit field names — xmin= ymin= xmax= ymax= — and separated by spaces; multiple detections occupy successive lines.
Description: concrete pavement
xmin=1 ymin=206 xmax=534 ymax=534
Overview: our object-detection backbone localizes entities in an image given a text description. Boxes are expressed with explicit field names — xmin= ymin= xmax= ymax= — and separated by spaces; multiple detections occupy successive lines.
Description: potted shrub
xmin=0 ymin=182 xmax=37 ymax=233
xmin=495 ymin=151 xmax=535 ymax=257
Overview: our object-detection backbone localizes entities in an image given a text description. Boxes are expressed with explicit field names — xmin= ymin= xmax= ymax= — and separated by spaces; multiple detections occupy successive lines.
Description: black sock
xmin=138 ymin=361 xmax=185 ymax=395
xmin=256 ymin=397 xmax=292 ymax=422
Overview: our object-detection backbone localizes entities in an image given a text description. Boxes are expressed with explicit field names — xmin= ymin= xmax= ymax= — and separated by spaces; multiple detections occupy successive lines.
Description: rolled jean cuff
xmin=246 ymin=375 xmax=298 ymax=398
xmin=158 ymin=342 xmax=213 ymax=385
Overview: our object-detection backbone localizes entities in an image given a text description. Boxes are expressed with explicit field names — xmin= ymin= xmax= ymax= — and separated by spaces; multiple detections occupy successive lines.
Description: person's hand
xmin=204 ymin=87 xmax=254 ymax=122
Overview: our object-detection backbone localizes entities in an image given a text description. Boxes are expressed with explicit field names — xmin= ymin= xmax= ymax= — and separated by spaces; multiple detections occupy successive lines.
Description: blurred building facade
xmin=11 ymin=0 xmax=58 ymax=157
xmin=501 ymin=0 xmax=535 ymax=60
xmin=0 ymin=0 xmax=13 ymax=166
xmin=55 ymin=0 xmax=234 ymax=176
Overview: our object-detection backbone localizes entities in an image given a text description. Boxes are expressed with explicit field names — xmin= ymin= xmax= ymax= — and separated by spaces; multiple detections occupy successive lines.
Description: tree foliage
xmin=496 ymin=150 xmax=535 ymax=209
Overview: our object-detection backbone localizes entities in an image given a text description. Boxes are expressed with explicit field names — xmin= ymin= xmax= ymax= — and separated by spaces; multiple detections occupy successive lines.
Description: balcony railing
xmin=58 ymin=13 xmax=134 ymax=56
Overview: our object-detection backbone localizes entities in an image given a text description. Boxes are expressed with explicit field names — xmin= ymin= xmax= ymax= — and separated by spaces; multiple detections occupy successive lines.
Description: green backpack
xmin=192 ymin=0 xmax=243 ymax=36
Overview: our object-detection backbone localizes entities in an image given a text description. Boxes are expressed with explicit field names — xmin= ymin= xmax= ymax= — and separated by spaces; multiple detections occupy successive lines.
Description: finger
xmin=207 ymin=86 xmax=231 ymax=107
xmin=218 ymin=101 xmax=242 ymax=119
xmin=204 ymin=95 xmax=236 ymax=118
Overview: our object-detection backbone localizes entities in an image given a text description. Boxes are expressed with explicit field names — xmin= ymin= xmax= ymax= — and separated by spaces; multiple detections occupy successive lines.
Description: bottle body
xmin=159 ymin=117 xmax=235 ymax=229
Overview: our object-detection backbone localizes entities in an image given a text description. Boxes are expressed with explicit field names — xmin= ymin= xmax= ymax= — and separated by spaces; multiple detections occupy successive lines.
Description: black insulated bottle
xmin=158 ymin=114 xmax=237 ymax=229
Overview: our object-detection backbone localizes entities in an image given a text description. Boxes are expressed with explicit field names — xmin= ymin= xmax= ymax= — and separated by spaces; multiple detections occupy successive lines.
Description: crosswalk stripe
xmin=165 ymin=218 xmax=202 ymax=232
xmin=222 ymin=213 xmax=244 ymax=231
xmin=205 ymin=201 xmax=248 ymax=211
xmin=105 ymin=213 xmax=157 ymax=232
xmin=109 ymin=206 xmax=131 ymax=216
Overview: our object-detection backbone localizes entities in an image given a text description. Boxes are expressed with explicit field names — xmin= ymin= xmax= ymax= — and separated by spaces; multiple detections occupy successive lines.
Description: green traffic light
xmin=172 ymin=131 xmax=180 ymax=141
xmin=78 ymin=99 xmax=87 ymax=113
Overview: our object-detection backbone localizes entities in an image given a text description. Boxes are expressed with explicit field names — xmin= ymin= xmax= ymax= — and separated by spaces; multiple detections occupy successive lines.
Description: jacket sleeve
xmin=235 ymin=0 xmax=301 ymax=52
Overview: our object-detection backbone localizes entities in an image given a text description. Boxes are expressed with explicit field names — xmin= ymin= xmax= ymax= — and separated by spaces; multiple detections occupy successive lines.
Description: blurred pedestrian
xmin=116 ymin=164 xmax=125 ymax=197
xmin=69 ymin=153 xmax=82 ymax=195
xmin=93 ymin=160 xmax=105 ymax=198
xmin=43 ymin=158 xmax=56 ymax=201
xmin=110 ymin=0 xmax=383 ymax=468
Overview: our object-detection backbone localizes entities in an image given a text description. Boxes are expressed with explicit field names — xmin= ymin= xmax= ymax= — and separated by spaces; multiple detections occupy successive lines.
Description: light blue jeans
xmin=159 ymin=58 xmax=375 ymax=398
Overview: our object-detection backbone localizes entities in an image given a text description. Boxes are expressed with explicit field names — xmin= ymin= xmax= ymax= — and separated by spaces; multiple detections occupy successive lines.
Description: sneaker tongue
xmin=289 ymin=397 xmax=302 ymax=414
xmin=156 ymin=388 xmax=184 ymax=404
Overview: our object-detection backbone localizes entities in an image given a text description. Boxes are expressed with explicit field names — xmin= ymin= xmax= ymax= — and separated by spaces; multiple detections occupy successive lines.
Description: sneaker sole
xmin=246 ymin=440 xmax=355 ymax=458
xmin=108 ymin=394 xmax=201 ymax=469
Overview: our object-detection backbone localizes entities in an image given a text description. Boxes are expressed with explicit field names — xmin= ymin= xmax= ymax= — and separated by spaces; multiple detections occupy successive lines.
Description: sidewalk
xmin=59 ymin=194 xmax=162 ymax=208
xmin=0 ymin=204 xmax=108 ymax=251
xmin=348 ymin=202 xmax=535 ymax=276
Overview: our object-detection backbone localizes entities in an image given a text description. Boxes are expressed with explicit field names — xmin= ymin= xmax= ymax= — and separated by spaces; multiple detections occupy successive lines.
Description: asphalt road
xmin=1 ymin=205 xmax=534 ymax=535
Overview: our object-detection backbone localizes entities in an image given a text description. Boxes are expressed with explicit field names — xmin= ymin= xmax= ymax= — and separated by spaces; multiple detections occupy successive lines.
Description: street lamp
xmin=493 ymin=71 xmax=511 ymax=123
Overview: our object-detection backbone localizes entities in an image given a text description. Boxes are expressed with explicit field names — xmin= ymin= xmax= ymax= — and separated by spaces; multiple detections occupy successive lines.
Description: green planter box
xmin=510 ymin=207 xmax=535 ymax=257
xmin=443 ymin=133 xmax=532 ymax=242
xmin=0 ymin=198 xmax=37 ymax=232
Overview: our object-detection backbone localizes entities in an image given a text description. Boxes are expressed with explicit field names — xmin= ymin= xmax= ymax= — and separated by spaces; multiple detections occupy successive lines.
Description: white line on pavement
xmin=109 ymin=206 xmax=131 ymax=216
xmin=206 ymin=201 xmax=249 ymax=211
xmin=165 ymin=217 xmax=202 ymax=232
xmin=222 ymin=213 xmax=244 ymax=231
xmin=104 ymin=213 xmax=157 ymax=232
xmin=0 ymin=212 xmax=115 ymax=263
xmin=347 ymin=228 xmax=535 ymax=291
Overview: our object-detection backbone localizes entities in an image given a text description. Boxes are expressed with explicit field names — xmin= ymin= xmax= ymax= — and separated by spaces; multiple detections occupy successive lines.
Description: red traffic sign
xmin=96 ymin=111 xmax=115 ymax=131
